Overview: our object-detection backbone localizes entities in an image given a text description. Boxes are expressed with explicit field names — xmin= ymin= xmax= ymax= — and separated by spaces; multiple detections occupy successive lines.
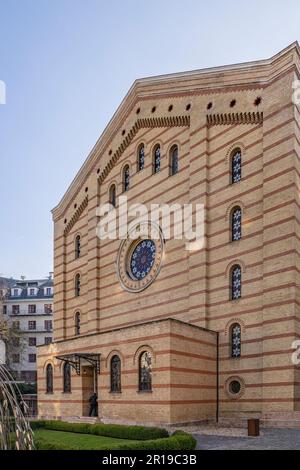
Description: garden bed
xmin=30 ymin=420 xmax=196 ymax=450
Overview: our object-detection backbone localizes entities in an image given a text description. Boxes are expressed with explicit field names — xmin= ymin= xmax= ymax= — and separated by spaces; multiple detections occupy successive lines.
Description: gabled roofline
xmin=133 ymin=41 xmax=300 ymax=84
xmin=52 ymin=41 xmax=300 ymax=220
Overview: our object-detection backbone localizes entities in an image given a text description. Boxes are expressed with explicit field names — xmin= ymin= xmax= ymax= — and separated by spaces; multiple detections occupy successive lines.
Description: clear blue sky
xmin=0 ymin=0 xmax=299 ymax=279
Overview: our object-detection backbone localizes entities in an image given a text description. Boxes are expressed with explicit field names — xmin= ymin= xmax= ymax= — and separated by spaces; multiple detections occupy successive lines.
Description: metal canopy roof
xmin=56 ymin=353 xmax=101 ymax=375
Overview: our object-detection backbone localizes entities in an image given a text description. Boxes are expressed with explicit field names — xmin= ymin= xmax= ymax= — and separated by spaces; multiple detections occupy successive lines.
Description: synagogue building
xmin=37 ymin=43 xmax=300 ymax=426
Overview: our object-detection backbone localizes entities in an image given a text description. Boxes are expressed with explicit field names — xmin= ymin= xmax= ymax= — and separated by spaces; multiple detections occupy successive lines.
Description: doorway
xmin=81 ymin=366 xmax=98 ymax=417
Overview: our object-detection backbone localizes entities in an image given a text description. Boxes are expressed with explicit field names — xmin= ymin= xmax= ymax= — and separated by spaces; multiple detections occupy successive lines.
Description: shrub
xmin=91 ymin=423 xmax=168 ymax=441
xmin=34 ymin=430 xmax=196 ymax=451
xmin=171 ymin=431 xmax=197 ymax=450
xmin=116 ymin=431 xmax=197 ymax=451
xmin=31 ymin=420 xmax=169 ymax=441
xmin=35 ymin=437 xmax=78 ymax=451
xmin=43 ymin=420 xmax=92 ymax=435
xmin=30 ymin=420 xmax=47 ymax=430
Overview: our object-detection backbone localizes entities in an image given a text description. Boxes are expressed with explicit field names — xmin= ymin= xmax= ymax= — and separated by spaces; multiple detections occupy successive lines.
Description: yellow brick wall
xmin=37 ymin=319 xmax=217 ymax=425
xmin=38 ymin=44 xmax=300 ymax=423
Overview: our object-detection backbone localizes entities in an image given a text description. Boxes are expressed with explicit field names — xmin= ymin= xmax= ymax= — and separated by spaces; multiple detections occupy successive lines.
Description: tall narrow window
xmin=63 ymin=362 xmax=71 ymax=393
xmin=153 ymin=146 xmax=161 ymax=174
xmin=231 ymin=149 xmax=242 ymax=183
xmin=75 ymin=312 xmax=81 ymax=336
xmin=75 ymin=274 xmax=81 ymax=297
xmin=46 ymin=364 xmax=53 ymax=394
xmin=111 ymin=355 xmax=121 ymax=393
xmin=139 ymin=351 xmax=152 ymax=392
xmin=109 ymin=184 xmax=116 ymax=208
xmin=170 ymin=145 xmax=179 ymax=176
xmin=137 ymin=145 xmax=145 ymax=172
xmin=75 ymin=235 xmax=81 ymax=259
xmin=231 ymin=265 xmax=242 ymax=300
xmin=231 ymin=207 xmax=242 ymax=241
xmin=123 ymin=165 xmax=130 ymax=192
xmin=230 ymin=323 xmax=241 ymax=358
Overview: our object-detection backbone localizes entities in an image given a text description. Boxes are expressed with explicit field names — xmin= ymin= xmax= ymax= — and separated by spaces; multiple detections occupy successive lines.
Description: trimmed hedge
xmin=34 ymin=430 xmax=196 ymax=451
xmin=113 ymin=431 xmax=197 ymax=451
xmin=31 ymin=420 xmax=169 ymax=441
xmin=35 ymin=437 xmax=75 ymax=451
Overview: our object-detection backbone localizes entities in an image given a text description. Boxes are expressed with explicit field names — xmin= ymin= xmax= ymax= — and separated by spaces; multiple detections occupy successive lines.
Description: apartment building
xmin=1 ymin=275 xmax=53 ymax=383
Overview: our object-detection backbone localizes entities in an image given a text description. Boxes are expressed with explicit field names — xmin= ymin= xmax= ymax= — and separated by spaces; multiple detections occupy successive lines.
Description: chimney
xmin=49 ymin=272 xmax=54 ymax=280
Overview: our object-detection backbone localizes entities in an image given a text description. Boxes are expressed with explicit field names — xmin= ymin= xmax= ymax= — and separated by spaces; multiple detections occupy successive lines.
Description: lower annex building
xmin=38 ymin=43 xmax=300 ymax=425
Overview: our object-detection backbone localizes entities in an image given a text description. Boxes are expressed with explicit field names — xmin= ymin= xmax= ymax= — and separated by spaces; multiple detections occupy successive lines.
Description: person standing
xmin=88 ymin=392 xmax=98 ymax=417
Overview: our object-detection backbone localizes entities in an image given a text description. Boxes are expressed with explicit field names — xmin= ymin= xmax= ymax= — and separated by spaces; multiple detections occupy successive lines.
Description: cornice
xmin=53 ymin=115 xmax=190 ymax=221
xmin=98 ymin=115 xmax=190 ymax=185
xmin=207 ymin=112 xmax=263 ymax=126
xmin=64 ymin=196 xmax=88 ymax=236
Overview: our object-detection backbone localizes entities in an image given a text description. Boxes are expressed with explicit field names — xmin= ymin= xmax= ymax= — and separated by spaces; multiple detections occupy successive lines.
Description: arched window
xmin=170 ymin=145 xmax=179 ymax=176
xmin=75 ymin=274 xmax=81 ymax=297
xmin=75 ymin=312 xmax=81 ymax=336
xmin=231 ymin=149 xmax=242 ymax=183
xmin=231 ymin=207 xmax=242 ymax=241
xmin=75 ymin=235 xmax=81 ymax=259
xmin=46 ymin=364 xmax=53 ymax=394
xmin=63 ymin=362 xmax=71 ymax=393
xmin=110 ymin=355 xmax=121 ymax=393
xmin=231 ymin=265 xmax=242 ymax=300
xmin=123 ymin=165 xmax=130 ymax=192
xmin=230 ymin=323 xmax=242 ymax=358
xmin=137 ymin=145 xmax=145 ymax=172
xmin=153 ymin=146 xmax=161 ymax=174
xmin=139 ymin=351 xmax=152 ymax=392
xmin=109 ymin=184 xmax=116 ymax=208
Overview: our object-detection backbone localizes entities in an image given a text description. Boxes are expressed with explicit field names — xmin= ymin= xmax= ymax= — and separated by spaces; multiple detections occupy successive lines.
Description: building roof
xmin=51 ymin=41 xmax=300 ymax=221
xmin=2 ymin=277 xmax=53 ymax=300
xmin=0 ymin=276 xmax=16 ymax=289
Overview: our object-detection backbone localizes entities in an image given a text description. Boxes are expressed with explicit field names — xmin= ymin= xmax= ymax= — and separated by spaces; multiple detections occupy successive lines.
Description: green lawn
xmin=34 ymin=429 xmax=140 ymax=450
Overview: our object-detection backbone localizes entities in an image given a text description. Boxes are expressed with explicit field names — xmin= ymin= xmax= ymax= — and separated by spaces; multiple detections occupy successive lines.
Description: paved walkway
xmin=193 ymin=429 xmax=300 ymax=450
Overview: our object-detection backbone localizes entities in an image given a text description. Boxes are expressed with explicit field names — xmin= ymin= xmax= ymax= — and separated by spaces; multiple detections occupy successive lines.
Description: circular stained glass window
xmin=130 ymin=240 xmax=156 ymax=280
xmin=117 ymin=221 xmax=164 ymax=293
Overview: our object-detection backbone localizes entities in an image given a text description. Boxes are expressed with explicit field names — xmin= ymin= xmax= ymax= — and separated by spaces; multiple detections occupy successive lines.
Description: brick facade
xmin=37 ymin=42 xmax=300 ymax=425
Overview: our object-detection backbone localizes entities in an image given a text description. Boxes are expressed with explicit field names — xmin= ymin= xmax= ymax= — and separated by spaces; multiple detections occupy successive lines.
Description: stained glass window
xmin=75 ymin=312 xmax=80 ymax=336
xmin=111 ymin=355 xmax=121 ymax=393
xmin=231 ymin=265 xmax=242 ymax=300
xmin=139 ymin=351 xmax=152 ymax=392
xmin=170 ymin=146 xmax=179 ymax=175
xmin=75 ymin=235 xmax=81 ymax=259
xmin=231 ymin=207 xmax=242 ymax=241
xmin=154 ymin=146 xmax=161 ymax=174
xmin=130 ymin=240 xmax=156 ymax=281
xmin=123 ymin=165 xmax=130 ymax=192
xmin=230 ymin=323 xmax=241 ymax=358
xmin=109 ymin=184 xmax=116 ymax=208
xmin=46 ymin=364 xmax=53 ymax=394
xmin=63 ymin=362 xmax=71 ymax=393
xmin=231 ymin=150 xmax=242 ymax=183
xmin=138 ymin=145 xmax=145 ymax=171
xmin=75 ymin=274 xmax=81 ymax=297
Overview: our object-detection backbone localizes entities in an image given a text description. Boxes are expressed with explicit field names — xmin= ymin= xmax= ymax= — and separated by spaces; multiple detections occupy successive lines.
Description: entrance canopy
xmin=56 ymin=353 xmax=101 ymax=375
